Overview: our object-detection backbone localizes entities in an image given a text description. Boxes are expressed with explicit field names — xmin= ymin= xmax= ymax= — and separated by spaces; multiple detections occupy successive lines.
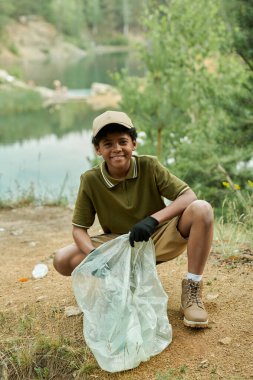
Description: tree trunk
xmin=122 ymin=0 xmax=129 ymax=36
xmin=157 ymin=127 xmax=162 ymax=158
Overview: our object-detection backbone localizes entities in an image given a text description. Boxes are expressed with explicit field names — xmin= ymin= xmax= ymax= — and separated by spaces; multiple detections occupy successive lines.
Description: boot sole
xmin=183 ymin=317 xmax=209 ymax=328
xmin=180 ymin=306 xmax=208 ymax=328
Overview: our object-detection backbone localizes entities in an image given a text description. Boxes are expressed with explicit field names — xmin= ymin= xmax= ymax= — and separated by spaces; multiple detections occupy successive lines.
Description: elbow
xmin=72 ymin=225 xmax=87 ymax=240
xmin=184 ymin=189 xmax=197 ymax=204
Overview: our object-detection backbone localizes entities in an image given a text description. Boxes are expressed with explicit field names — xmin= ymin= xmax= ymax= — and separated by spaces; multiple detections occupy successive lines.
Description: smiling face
xmin=95 ymin=131 xmax=137 ymax=179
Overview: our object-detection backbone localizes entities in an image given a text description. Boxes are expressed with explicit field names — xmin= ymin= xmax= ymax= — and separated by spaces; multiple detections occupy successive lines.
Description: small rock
xmin=36 ymin=296 xmax=46 ymax=302
xmin=206 ymin=293 xmax=219 ymax=301
xmin=64 ymin=306 xmax=82 ymax=317
xmin=0 ymin=227 xmax=5 ymax=232
xmin=91 ymin=82 xmax=115 ymax=95
xmin=28 ymin=241 xmax=37 ymax=247
xmin=219 ymin=337 xmax=232 ymax=345
xmin=11 ymin=228 xmax=24 ymax=236
xmin=199 ymin=359 xmax=209 ymax=368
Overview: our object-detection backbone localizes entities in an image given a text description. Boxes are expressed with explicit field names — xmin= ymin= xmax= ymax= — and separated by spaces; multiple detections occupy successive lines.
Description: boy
xmin=54 ymin=110 xmax=214 ymax=328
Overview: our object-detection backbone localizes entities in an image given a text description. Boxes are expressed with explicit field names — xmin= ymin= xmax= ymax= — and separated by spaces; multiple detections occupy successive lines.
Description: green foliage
xmin=0 ymin=1 xmax=14 ymax=34
xmin=49 ymin=0 xmax=86 ymax=37
xmin=7 ymin=41 xmax=19 ymax=55
xmin=215 ymin=182 xmax=253 ymax=257
xmin=222 ymin=0 xmax=253 ymax=70
xmin=221 ymin=0 xmax=253 ymax=174
xmin=83 ymin=0 xmax=102 ymax=34
xmin=0 ymin=0 xmax=146 ymax=43
xmin=6 ymin=0 xmax=52 ymax=20
xmin=0 ymin=87 xmax=43 ymax=115
xmin=100 ymin=34 xmax=129 ymax=46
xmin=6 ymin=65 xmax=23 ymax=79
xmin=116 ymin=0 xmax=252 ymax=208
xmin=220 ymin=179 xmax=253 ymax=226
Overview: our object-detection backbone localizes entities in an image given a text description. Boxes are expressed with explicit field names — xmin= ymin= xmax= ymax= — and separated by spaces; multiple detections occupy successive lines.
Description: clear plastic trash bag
xmin=72 ymin=234 xmax=172 ymax=373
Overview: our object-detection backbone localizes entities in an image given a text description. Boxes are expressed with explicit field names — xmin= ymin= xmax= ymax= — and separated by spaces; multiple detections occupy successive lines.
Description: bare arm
xmin=151 ymin=189 xmax=197 ymax=224
xmin=72 ymin=226 xmax=95 ymax=255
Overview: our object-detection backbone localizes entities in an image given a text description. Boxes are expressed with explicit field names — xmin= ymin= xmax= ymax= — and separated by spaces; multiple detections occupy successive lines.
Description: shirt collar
xmin=100 ymin=156 xmax=138 ymax=188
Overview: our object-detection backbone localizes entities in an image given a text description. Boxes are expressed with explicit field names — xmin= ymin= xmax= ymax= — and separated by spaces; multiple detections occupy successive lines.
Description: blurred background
xmin=0 ymin=0 xmax=252 ymax=229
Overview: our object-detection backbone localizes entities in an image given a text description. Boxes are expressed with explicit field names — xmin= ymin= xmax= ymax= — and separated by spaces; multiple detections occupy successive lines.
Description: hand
xmin=129 ymin=216 xmax=159 ymax=247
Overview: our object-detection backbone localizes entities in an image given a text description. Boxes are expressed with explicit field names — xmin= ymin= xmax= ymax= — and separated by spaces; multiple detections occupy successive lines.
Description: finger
xmin=130 ymin=239 xmax=135 ymax=247
xmin=129 ymin=234 xmax=135 ymax=247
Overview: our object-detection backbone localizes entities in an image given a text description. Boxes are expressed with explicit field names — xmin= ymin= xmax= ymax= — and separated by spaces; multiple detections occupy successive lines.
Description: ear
xmin=132 ymin=140 xmax=137 ymax=150
xmin=95 ymin=146 xmax=102 ymax=155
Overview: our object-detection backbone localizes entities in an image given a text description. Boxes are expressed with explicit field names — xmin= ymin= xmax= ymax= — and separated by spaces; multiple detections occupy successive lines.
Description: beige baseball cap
xmin=92 ymin=110 xmax=134 ymax=137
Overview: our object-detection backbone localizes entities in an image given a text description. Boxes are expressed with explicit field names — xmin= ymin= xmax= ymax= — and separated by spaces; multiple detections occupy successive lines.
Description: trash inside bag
xmin=72 ymin=234 xmax=172 ymax=373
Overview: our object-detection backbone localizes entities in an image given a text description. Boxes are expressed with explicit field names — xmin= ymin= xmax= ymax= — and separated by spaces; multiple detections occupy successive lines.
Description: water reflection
xmin=0 ymin=103 xmax=99 ymax=145
xmin=0 ymin=104 xmax=101 ymax=201
xmin=0 ymin=51 xmax=142 ymax=201
xmin=0 ymin=130 xmax=95 ymax=201
xmin=21 ymin=51 xmax=142 ymax=89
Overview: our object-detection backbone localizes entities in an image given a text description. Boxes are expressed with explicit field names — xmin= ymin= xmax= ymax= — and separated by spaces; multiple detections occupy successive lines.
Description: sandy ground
xmin=0 ymin=206 xmax=252 ymax=380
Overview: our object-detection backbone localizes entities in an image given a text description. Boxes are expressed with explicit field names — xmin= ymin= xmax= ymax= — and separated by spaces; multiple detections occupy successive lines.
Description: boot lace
xmin=186 ymin=281 xmax=204 ymax=308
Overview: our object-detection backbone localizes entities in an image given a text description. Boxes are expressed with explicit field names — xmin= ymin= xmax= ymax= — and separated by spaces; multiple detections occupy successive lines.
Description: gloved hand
xmin=129 ymin=216 xmax=159 ymax=247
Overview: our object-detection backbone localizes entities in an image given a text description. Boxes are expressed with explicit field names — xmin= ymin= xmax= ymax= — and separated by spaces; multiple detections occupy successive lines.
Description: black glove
xmin=129 ymin=216 xmax=159 ymax=247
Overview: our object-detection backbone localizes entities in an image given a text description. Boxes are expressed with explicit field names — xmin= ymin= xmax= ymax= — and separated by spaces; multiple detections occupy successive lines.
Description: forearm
xmin=72 ymin=226 xmax=95 ymax=255
xmin=151 ymin=189 xmax=197 ymax=224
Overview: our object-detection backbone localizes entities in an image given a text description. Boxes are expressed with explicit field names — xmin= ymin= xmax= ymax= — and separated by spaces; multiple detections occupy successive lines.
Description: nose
xmin=112 ymin=143 xmax=122 ymax=151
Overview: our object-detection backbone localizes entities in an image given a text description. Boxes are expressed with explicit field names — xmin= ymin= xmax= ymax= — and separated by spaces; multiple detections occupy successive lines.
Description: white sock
xmin=187 ymin=272 xmax=202 ymax=282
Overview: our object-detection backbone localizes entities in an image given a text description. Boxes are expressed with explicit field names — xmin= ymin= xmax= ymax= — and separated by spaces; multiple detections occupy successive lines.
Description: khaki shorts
xmin=91 ymin=216 xmax=187 ymax=264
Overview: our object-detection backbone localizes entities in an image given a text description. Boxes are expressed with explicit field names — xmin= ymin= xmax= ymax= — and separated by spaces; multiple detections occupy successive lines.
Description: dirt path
xmin=0 ymin=206 xmax=252 ymax=379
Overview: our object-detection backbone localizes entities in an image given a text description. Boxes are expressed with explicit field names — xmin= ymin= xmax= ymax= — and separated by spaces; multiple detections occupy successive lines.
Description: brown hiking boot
xmin=181 ymin=279 xmax=208 ymax=328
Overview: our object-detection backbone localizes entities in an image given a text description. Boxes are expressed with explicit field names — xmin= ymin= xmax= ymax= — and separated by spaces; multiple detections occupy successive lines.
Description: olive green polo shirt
xmin=72 ymin=155 xmax=189 ymax=234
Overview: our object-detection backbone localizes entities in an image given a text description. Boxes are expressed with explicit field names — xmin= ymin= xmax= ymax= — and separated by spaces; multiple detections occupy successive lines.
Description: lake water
xmin=21 ymin=50 xmax=141 ymax=89
xmin=0 ymin=51 xmax=142 ymax=202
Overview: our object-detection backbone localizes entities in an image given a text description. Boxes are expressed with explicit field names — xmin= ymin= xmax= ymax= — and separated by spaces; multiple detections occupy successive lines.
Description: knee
xmin=189 ymin=200 xmax=214 ymax=225
xmin=53 ymin=249 xmax=71 ymax=276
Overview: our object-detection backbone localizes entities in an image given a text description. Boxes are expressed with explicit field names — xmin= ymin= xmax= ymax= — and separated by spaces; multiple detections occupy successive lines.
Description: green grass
xmin=214 ymin=188 xmax=253 ymax=257
xmin=0 ymin=181 xmax=70 ymax=210
xmin=0 ymin=306 xmax=98 ymax=379
xmin=156 ymin=366 xmax=188 ymax=380
xmin=2 ymin=336 xmax=97 ymax=379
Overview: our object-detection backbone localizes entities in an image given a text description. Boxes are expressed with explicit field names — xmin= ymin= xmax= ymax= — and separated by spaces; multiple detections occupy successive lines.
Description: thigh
xmin=91 ymin=233 xmax=120 ymax=247
xmin=152 ymin=217 xmax=187 ymax=263
xmin=57 ymin=233 xmax=120 ymax=257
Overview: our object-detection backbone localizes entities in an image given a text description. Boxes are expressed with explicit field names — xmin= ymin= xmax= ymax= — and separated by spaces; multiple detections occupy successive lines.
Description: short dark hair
xmin=92 ymin=123 xmax=138 ymax=146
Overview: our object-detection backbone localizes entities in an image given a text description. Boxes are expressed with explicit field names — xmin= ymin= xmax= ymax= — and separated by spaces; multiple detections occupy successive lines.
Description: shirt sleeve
xmin=153 ymin=158 xmax=189 ymax=200
xmin=72 ymin=175 xmax=96 ymax=229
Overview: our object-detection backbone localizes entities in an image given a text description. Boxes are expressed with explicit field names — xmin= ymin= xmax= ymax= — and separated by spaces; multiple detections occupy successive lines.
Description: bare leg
xmin=177 ymin=200 xmax=214 ymax=275
xmin=53 ymin=234 xmax=118 ymax=276
xmin=53 ymin=243 xmax=86 ymax=276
